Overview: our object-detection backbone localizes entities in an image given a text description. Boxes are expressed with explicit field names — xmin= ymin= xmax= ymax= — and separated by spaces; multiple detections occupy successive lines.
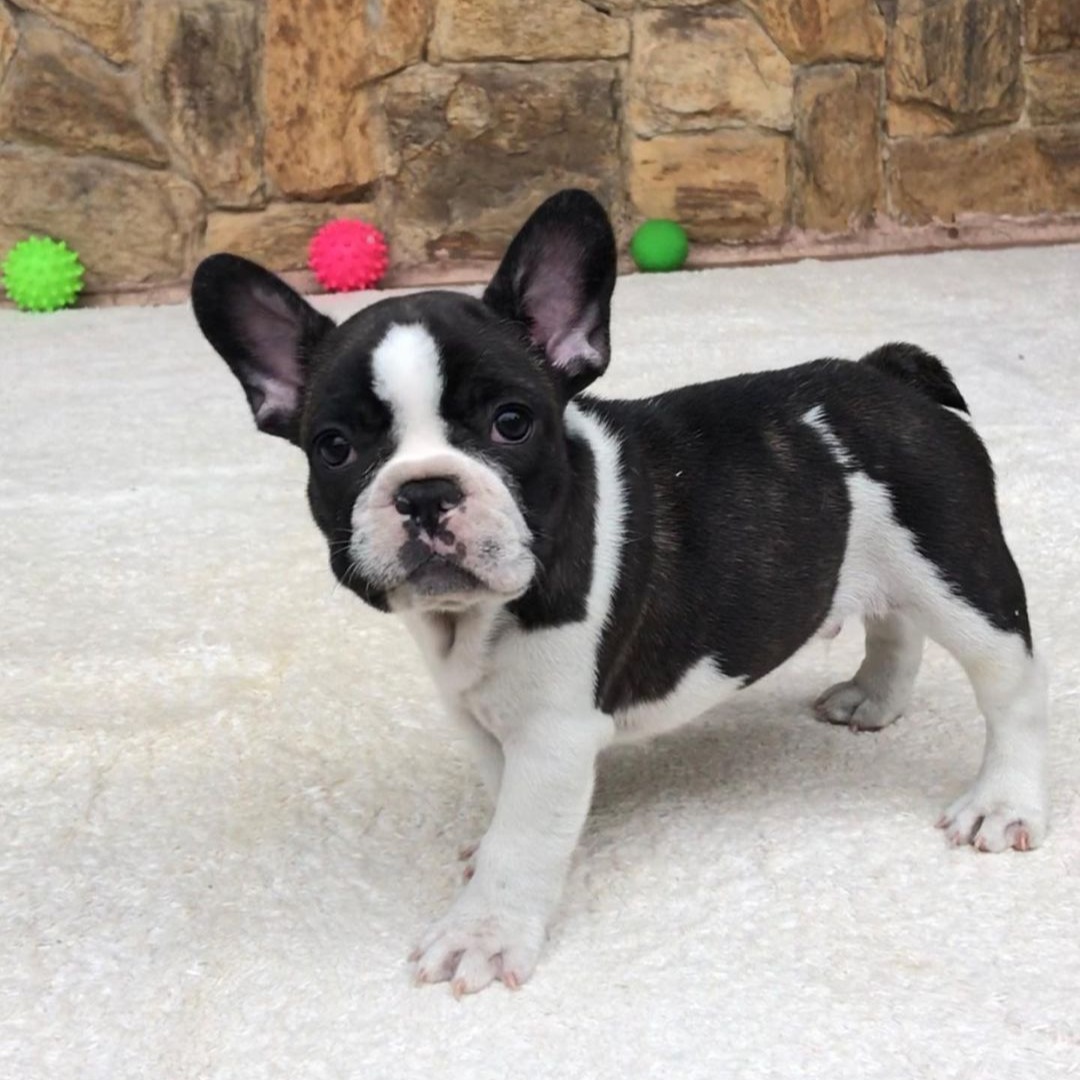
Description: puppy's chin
xmin=406 ymin=558 xmax=482 ymax=605
xmin=390 ymin=557 xmax=530 ymax=613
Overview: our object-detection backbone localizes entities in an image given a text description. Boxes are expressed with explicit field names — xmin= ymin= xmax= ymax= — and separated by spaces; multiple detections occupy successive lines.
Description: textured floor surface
xmin=2 ymin=247 xmax=1079 ymax=1080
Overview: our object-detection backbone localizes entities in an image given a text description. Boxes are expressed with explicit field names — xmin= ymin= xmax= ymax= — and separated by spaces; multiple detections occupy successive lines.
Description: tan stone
xmin=0 ymin=150 xmax=204 ymax=288
xmin=430 ymin=0 xmax=628 ymax=61
xmin=142 ymin=1 xmax=262 ymax=207
xmin=795 ymin=66 xmax=882 ymax=233
xmin=0 ymin=24 xmax=166 ymax=166
xmin=885 ymin=101 xmax=959 ymax=138
xmin=886 ymin=0 xmax=1022 ymax=135
xmin=1026 ymin=54 xmax=1080 ymax=126
xmin=576 ymin=0 xmax=716 ymax=9
xmin=264 ymin=0 xmax=426 ymax=197
xmin=203 ymin=202 xmax=379 ymax=272
xmin=265 ymin=80 xmax=382 ymax=200
xmin=596 ymin=0 xmax=712 ymax=6
xmin=743 ymin=0 xmax=884 ymax=63
xmin=889 ymin=125 xmax=1080 ymax=222
xmin=888 ymin=131 xmax=1042 ymax=221
xmin=1 ymin=6 xmax=17 ymax=81
xmin=629 ymin=131 xmax=790 ymax=241
xmin=1025 ymin=0 xmax=1080 ymax=53
xmin=18 ymin=0 xmax=135 ymax=63
xmin=629 ymin=9 xmax=793 ymax=136
xmin=381 ymin=63 xmax=620 ymax=264
xmin=1035 ymin=126 xmax=1080 ymax=212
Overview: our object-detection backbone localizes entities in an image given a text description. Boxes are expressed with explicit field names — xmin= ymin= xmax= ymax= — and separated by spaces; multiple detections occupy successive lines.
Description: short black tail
xmin=859 ymin=342 xmax=969 ymax=414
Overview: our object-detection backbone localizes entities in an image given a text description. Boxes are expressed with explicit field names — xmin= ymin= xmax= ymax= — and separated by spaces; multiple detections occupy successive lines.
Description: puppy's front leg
xmin=412 ymin=711 xmax=614 ymax=995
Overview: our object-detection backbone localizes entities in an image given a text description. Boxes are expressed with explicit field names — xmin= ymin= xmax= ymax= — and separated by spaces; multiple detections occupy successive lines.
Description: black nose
xmin=394 ymin=477 xmax=464 ymax=536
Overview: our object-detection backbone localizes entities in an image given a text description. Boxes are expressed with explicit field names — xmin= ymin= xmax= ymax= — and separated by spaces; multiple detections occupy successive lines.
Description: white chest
xmin=408 ymin=607 xmax=741 ymax=747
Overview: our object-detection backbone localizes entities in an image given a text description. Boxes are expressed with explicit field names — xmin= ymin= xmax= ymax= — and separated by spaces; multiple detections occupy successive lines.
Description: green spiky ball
xmin=2 ymin=236 xmax=85 ymax=313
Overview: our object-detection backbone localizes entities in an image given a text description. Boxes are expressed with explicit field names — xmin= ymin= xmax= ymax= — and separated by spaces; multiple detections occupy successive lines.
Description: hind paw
xmin=937 ymin=785 xmax=1047 ymax=853
xmin=813 ymin=680 xmax=905 ymax=731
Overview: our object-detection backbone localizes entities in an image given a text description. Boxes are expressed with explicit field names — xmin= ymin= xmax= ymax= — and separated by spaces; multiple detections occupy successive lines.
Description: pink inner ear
xmin=523 ymin=252 xmax=600 ymax=374
xmin=251 ymin=378 xmax=299 ymax=427
xmin=546 ymin=324 xmax=602 ymax=373
xmin=237 ymin=282 xmax=307 ymax=421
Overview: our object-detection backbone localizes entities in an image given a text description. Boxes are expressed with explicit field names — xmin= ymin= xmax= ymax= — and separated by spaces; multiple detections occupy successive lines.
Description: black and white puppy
xmin=192 ymin=190 xmax=1047 ymax=995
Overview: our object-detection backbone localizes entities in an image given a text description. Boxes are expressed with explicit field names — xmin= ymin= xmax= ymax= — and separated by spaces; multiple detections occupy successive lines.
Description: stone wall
xmin=1 ymin=0 xmax=1079 ymax=297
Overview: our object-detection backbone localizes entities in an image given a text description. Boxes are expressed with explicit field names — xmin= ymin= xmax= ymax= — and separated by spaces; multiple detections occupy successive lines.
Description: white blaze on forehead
xmin=371 ymin=323 xmax=446 ymax=450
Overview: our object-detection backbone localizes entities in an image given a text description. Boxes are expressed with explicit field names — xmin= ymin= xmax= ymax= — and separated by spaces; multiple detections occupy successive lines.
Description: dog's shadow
xmin=586 ymin=683 xmax=972 ymax=840
xmin=339 ymin=677 xmax=978 ymax=917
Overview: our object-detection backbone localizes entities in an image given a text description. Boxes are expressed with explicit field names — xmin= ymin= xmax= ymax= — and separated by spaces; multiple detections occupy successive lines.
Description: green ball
xmin=2 ymin=236 xmax=85 ymax=313
xmin=629 ymin=219 xmax=689 ymax=273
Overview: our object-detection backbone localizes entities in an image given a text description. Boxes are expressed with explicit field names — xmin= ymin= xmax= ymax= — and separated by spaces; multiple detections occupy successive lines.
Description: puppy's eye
xmin=491 ymin=406 xmax=533 ymax=445
xmin=313 ymin=430 xmax=356 ymax=468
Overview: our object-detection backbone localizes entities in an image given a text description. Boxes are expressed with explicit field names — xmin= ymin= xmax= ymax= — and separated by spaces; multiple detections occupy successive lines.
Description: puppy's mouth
xmin=343 ymin=494 xmax=538 ymax=612
xmin=394 ymin=538 xmax=487 ymax=610
xmin=405 ymin=554 xmax=483 ymax=598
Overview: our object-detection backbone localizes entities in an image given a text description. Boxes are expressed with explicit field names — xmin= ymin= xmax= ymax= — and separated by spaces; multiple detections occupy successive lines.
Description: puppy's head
xmin=191 ymin=189 xmax=616 ymax=614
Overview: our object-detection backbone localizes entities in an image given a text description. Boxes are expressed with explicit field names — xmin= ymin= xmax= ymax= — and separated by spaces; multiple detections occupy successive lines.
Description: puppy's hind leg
xmin=935 ymin=621 xmax=1048 ymax=853
xmin=815 ymin=611 xmax=924 ymax=731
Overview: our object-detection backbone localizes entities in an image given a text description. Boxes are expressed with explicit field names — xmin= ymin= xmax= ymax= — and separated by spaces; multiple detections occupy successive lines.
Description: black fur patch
xmin=587 ymin=355 xmax=1030 ymax=714
xmin=860 ymin=342 xmax=969 ymax=413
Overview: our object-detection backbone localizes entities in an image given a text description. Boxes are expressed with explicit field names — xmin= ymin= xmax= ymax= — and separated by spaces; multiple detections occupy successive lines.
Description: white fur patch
xmin=801 ymin=404 xmax=854 ymax=468
xmin=407 ymin=404 xmax=626 ymax=993
xmin=614 ymin=656 xmax=742 ymax=742
xmin=801 ymin=405 xmax=987 ymax=640
xmin=427 ymin=403 xmax=629 ymax=721
xmin=371 ymin=323 xmax=446 ymax=452
xmin=573 ymin=405 xmax=625 ymax=629
xmin=802 ymin=405 xmax=1048 ymax=849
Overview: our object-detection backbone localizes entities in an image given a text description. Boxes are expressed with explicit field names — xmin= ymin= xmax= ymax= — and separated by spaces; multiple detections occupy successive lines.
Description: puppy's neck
xmin=405 ymin=603 xmax=508 ymax=697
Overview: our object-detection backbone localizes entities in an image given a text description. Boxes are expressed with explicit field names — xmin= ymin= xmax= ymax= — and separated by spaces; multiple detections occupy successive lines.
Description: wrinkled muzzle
xmin=348 ymin=449 xmax=536 ymax=611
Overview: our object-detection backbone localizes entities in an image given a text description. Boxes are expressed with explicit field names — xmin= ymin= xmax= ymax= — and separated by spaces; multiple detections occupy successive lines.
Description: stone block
xmin=0 ymin=23 xmax=166 ymax=166
xmin=143 ymin=0 xmax=263 ymax=207
xmin=629 ymin=130 xmax=790 ymax=241
xmin=886 ymin=0 xmax=1022 ymax=135
xmin=264 ymin=0 xmax=426 ymax=197
xmin=18 ymin=0 xmax=135 ymax=63
xmin=0 ymin=150 xmax=204 ymax=288
xmin=744 ymin=0 xmax=884 ymax=63
xmin=431 ymin=0 xmax=628 ymax=60
xmin=1026 ymin=53 xmax=1080 ymax=126
xmin=1025 ymin=0 xmax=1080 ymax=53
xmin=629 ymin=8 xmax=793 ymax=135
xmin=888 ymin=130 xmax=1041 ymax=221
xmin=1 ymin=6 xmax=16 ymax=80
xmin=795 ymin=66 xmax=882 ymax=232
xmin=381 ymin=63 xmax=621 ymax=264
xmin=1034 ymin=126 xmax=1080 ymax=211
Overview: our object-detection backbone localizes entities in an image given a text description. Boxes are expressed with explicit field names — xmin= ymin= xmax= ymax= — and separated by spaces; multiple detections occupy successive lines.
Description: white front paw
xmin=938 ymin=783 xmax=1047 ymax=852
xmin=411 ymin=904 xmax=546 ymax=996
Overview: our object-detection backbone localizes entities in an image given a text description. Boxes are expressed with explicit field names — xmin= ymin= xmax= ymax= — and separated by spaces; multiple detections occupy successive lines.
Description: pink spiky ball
xmin=308 ymin=219 xmax=389 ymax=292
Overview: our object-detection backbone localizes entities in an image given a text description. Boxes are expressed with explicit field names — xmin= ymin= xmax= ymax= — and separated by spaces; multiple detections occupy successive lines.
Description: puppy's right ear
xmin=191 ymin=254 xmax=335 ymax=444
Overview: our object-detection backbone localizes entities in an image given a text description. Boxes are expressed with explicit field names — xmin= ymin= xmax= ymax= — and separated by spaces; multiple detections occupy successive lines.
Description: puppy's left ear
xmin=483 ymin=188 xmax=616 ymax=398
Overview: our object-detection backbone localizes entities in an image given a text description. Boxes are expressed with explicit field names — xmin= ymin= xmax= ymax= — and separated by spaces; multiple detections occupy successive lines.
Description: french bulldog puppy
xmin=192 ymin=190 xmax=1047 ymax=996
